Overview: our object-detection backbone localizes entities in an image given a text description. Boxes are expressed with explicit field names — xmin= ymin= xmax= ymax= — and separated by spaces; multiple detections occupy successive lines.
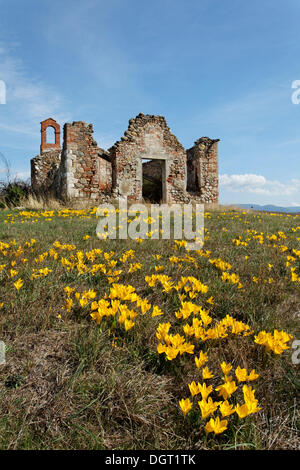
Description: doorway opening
xmin=142 ymin=159 xmax=164 ymax=203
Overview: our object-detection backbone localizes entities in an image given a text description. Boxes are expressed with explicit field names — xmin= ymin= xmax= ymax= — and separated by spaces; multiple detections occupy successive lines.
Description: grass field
xmin=0 ymin=205 xmax=299 ymax=450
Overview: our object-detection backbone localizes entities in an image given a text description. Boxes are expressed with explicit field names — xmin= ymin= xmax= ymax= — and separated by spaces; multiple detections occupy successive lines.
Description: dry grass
xmin=22 ymin=193 xmax=64 ymax=210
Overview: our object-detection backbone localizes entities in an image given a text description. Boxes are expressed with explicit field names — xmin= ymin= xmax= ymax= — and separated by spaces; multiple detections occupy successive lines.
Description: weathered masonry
xmin=30 ymin=113 xmax=219 ymax=204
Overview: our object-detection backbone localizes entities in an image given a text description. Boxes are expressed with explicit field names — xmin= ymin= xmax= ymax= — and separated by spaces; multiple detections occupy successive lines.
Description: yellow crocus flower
xmin=188 ymin=381 xmax=200 ymax=397
xmin=219 ymin=400 xmax=235 ymax=418
xmin=13 ymin=278 xmax=23 ymax=291
xmin=198 ymin=382 xmax=213 ymax=400
xmin=205 ymin=416 xmax=228 ymax=434
xmin=202 ymin=366 xmax=214 ymax=379
xmin=198 ymin=397 xmax=219 ymax=419
xmin=220 ymin=361 xmax=232 ymax=376
xmin=235 ymin=366 xmax=248 ymax=382
xmin=179 ymin=398 xmax=192 ymax=416
xmin=195 ymin=351 xmax=209 ymax=369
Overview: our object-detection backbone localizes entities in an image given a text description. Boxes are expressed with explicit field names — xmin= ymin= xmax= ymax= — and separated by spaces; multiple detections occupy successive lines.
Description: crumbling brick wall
xmin=40 ymin=118 xmax=61 ymax=154
xmin=186 ymin=137 xmax=219 ymax=203
xmin=31 ymin=118 xmax=61 ymax=193
xmin=109 ymin=113 xmax=188 ymax=203
xmin=31 ymin=149 xmax=61 ymax=192
xmin=58 ymin=121 xmax=112 ymax=201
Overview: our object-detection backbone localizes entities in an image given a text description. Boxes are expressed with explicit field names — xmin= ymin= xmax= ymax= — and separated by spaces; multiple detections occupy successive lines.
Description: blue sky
xmin=0 ymin=0 xmax=300 ymax=206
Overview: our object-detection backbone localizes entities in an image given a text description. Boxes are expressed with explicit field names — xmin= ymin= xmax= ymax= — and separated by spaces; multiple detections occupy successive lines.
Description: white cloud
xmin=220 ymin=173 xmax=266 ymax=189
xmin=220 ymin=173 xmax=300 ymax=197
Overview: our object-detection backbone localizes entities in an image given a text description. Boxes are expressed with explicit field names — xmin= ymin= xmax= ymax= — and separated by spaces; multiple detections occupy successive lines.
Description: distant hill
xmin=237 ymin=204 xmax=300 ymax=213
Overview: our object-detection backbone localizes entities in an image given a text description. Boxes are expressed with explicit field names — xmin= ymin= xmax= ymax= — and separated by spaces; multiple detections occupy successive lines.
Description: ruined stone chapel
xmin=30 ymin=113 xmax=219 ymax=204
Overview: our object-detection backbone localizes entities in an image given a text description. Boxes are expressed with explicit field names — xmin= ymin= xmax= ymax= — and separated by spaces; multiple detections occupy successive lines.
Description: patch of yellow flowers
xmin=254 ymin=329 xmax=293 ymax=355
xmin=179 ymin=360 xmax=262 ymax=435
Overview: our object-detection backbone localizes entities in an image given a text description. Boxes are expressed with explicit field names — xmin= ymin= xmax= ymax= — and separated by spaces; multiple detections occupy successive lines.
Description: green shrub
xmin=0 ymin=181 xmax=31 ymax=207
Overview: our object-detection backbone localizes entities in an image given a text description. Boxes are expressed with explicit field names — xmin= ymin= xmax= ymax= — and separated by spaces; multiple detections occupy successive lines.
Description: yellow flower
xmin=219 ymin=400 xmax=235 ymax=417
xmin=124 ymin=319 xmax=135 ymax=331
xmin=137 ymin=299 xmax=151 ymax=314
xmin=215 ymin=378 xmax=238 ymax=400
xmin=188 ymin=381 xmax=200 ymax=397
xmin=64 ymin=286 xmax=75 ymax=296
xmin=179 ymin=398 xmax=192 ymax=416
xmin=247 ymin=369 xmax=259 ymax=381
xmin=162 ymin=282 xmax=174 ymax=293
xmin=235 ymin=385 xmax=262 ymax=418
xmin=152 ymin=306 xmax=164 ymax=317
xmin=156 ymin=322 xmax=171 ymax=341
xmin=155 ymin=265 xmax=164 ymax=272
xmin=205 ymin=416 xmax=228 ymax=435
xmin=195 ymin=351 xmax=209 ymax=369
xmin=235 ymin=403 xmax=251 ymax=419
xmin=242 ymin=384 xmax=256 ymax=403
xmin=164 ymin=346 xmax=179 ymax=361
xmin=13 ymin=278 xmax=23 ymax=291
xmin=79 ymin=297 xmax=88 ymax=308
xmin=254 ymin=329 xmax=293 ymax=354
xmin=198 ymin=382 xmax=213 ymax=400
xmin=198 ymin=397 xmax=219 ymax=419
xmin=199 ymin=308 xmax=212 ymax=326
xmin=202 ymin=366 xmax=214 ymax=379
xmin=157 ymin=343 xmax=167 ymax=354
xmin=220 ymin=361 xmax=232 ymax=376
xmin=235 ymin=400 xmax=261 ymax=418
xmin=128 ymin=263 xmax=142 ymax=273
xmin=179 ymin=341 xmax=195 ymax=355
xmin=65 ymin=298 xmax=73 ymax=312
xmin=235 ymin=366 xmax=248 ymax=382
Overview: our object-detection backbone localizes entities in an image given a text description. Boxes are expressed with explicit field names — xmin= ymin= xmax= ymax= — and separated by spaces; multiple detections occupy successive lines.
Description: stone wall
xmin=58 ymin=121 xmax=112 ymax=201
xmin=31 ymin=149 xmax=61 ymax=192
xmin=186 ymin=137 xmax=219 ymax=203
xmin=31 ymin=118 xmax=62 ymax=193
xmin=109 ymin=113 xmax=188 ymax=203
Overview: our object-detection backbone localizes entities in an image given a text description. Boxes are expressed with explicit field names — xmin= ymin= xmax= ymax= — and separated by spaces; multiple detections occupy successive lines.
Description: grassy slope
xmin=0 ymin=207 xmax=299 ymax=450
